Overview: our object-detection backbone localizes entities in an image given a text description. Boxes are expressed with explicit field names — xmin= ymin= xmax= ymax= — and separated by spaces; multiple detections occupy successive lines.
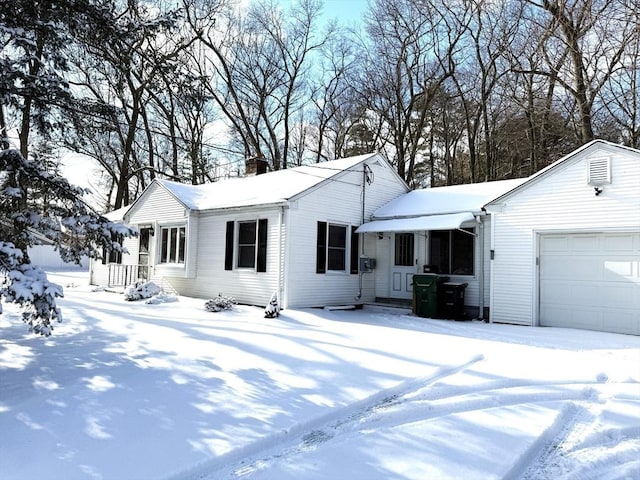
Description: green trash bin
xmin=412 ymin=274 xmax=449 ymax=318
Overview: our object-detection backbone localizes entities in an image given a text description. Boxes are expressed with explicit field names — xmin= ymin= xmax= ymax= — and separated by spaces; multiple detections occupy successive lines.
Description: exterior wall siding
xmin=90 ymin=183 xmax=193 ymax=286
xmin=490 ymin=144 xmax=640 ymax=326
xmin=285 ymin=159 xmax=407 ymax=308
xmin=128 ymin=184 xmax=195 ymax=281
xmin=162 ymin=207 xmax=283 ymax=308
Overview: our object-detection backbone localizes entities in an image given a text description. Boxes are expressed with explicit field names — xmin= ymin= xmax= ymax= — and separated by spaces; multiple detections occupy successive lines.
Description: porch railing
xmin=108 ymin=264 xmax=148 ymax=287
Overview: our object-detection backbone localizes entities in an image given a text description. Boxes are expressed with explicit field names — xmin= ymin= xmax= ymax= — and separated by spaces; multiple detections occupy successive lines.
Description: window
xmin=160 ymin=226 xmax=186 ymax=264
xmin=328 ymin=224 xmax=346 ymax=270
xmin=101 ymin=232 xmax=123 ymax=265
xmin=429 ymin=229 xmax=474 ymax=275
xmin=316 ymin=222 xmax=357 ymax=273
xmin=238 ymin=221 xmax=257 ymax=268
xmin=394 ymin=233 xmax=414 ymax=266
xmin=225 ymin=219 xmax=268 ymax=272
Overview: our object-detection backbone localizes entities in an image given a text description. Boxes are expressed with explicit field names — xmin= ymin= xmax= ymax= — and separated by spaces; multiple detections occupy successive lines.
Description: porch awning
xmin=356 ymin=212 xmax=475 ymax=233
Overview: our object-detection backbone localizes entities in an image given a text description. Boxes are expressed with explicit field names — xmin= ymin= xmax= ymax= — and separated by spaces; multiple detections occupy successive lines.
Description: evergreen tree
xmin=0 ymin=146 xmax=135 ymax=335
xmin=0 ymin=0 xmax=134 ymax=335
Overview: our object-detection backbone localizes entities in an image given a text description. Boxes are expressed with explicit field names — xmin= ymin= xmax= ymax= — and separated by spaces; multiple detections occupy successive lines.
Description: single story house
xmin=89 ymin=153 xmax=409 ymax=308
xmin=90 ymin=140 xmax=639 ymax=335
xmin=357 ymin=139 xmax=639 ymax=335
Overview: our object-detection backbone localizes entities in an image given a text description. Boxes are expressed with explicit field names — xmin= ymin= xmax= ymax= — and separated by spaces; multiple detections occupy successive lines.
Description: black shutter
xmin=316 ymin=221 xmax=327 ymax=274
xmin=350 ymin=226 xmax=359 ymax=274
xmin=257 ymin=219 xmax=268 ymax=272
xmin=225 ymin=221 xmax=234 ymax=270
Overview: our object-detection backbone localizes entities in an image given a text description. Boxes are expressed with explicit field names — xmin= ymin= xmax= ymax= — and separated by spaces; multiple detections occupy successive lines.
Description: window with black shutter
xmin=316 ymin=221 xmax=326 ymax=273
xmin=350 ymin=226 xmax=359 ymax=274
xmin=257 ymin=219 xmax=268 ymax=272
xmin=224 ymin=221 xmax=234 ymax=270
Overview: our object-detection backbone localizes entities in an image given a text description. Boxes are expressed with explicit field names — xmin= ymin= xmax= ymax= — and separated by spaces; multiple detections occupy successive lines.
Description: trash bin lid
xmin=442 ymin=282 xmax=468 ymax=287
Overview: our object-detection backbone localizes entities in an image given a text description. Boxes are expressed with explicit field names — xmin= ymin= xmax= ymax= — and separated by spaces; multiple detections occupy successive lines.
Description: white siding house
xmin=89 ymin=140 xmax=639 ymax=335
xmin=89 ymin=154 xmax=409 ymax=309
xmin=485 ymin=140 xmax=640 ymax=335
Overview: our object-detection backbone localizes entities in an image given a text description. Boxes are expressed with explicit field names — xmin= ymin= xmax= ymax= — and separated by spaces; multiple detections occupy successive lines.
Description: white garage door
xmin=539 ymin=232 xmax=640 ymax=335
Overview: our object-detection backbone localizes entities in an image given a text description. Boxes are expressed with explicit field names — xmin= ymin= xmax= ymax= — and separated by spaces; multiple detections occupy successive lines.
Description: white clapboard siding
xmin=127 ymin=183 xmax=187 ymax=224
xmin=127 ymin=182 xmax=197 ymax=280
xmin=285 ymin=159 xmax=407 ymax=308
xmin=490 ymin=142 xmax=640 ymax=327
xmin=163 ymin=207 xmax=282 ymax=307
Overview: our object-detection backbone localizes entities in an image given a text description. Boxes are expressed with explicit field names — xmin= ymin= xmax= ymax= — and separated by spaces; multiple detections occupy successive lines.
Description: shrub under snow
xmin=205 ymin=294 xmax=236 ymax=312
xmin=145 ymin=291 xmax=178 ymax=304
xmin=124 ymin=282 xmax=162 ymax=301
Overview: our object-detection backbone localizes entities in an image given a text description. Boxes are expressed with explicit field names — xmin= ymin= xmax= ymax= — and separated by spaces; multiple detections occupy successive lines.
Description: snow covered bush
xmin=0 ymin=242 xmax=63 ymax=336
xmin=145 ymin=291 xmax=178 ymax=304
xmin=205 ymin=295 xmax=236 ymax=312
xmin=124 ymin=282 xmax=162 ymax=301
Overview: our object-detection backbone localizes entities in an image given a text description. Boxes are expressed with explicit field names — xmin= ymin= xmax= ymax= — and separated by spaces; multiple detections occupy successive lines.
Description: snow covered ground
xmin=1 ymin=269 xmax=639 ymax=480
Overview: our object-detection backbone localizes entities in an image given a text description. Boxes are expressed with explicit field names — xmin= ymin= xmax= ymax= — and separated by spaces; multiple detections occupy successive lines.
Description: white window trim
xmin=236 ymin=220 xmax=258 ymax=270
xmin=326 ymin=222 xmax=348 ymax=273
xmin=158 ymin=225 xmax=187 ymax=265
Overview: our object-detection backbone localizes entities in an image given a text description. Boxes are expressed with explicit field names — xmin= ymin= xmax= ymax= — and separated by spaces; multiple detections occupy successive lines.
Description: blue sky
xmin=321 ymin=0 xmax=368 ymax=24
xmin=273 ymin=0 xmax=368 ymax=26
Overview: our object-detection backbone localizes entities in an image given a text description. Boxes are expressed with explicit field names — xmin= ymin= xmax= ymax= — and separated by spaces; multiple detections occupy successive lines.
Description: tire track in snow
xmin=507 ymin=376 xmax=640 ymax=480
xmin=163 ymin=354 xmax=484 ymax=480
xmin=356 ymin=383 xmax=600 ymax=433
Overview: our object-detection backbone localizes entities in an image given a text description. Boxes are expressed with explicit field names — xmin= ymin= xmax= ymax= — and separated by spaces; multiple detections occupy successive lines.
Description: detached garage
xmin=486 ymin=140 xmax=640 ymax=335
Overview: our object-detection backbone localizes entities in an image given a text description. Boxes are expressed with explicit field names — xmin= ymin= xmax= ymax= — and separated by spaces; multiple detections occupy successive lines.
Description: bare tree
xmin=527 ymin=0 xmax=636 ymax=143
xmin=67 ymin=0 xmax=192 ymax=208
xmin=599 ymin=20 xmax=640 ymax=148
xmin=187 ymin=0 xmax=327 ymax=170
xmin=357 ymin=0 xmax=473 ymax=183
xmin=309 ymin=29 xmax=362 ymax=162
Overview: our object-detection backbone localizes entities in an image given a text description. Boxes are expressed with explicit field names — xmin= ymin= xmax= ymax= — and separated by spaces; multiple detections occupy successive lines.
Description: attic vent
xmin=587 ymin=157 xmax=611 ymax=186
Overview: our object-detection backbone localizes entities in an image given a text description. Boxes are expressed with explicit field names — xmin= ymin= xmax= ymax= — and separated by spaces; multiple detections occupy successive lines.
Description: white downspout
xmin=488 ymin=211 xmax=496 ymax=323
xmin=278 ymin=206 xmax=285 ymax=308
xmin=476 ymin=215 xmax=485 ymax=320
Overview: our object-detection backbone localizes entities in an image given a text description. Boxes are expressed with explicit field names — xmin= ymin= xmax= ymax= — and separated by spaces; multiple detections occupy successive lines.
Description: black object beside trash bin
xmin=412 ymin=274 xmax=449 ymax=318
xmin=438 ymin=282 xmax=468 ymax=320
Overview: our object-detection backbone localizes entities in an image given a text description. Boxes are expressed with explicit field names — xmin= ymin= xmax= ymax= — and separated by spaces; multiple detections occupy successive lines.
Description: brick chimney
xmin=245 ymin=156 xmax=268 ymax=176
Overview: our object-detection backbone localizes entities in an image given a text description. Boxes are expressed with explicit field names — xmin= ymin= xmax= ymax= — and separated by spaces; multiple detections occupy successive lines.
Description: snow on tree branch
xmin=0 ymin=146 xmax=136 ymax=335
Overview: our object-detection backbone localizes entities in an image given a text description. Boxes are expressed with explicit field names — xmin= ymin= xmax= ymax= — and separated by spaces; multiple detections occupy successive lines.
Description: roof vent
xmin=587 ymin=157 xmax=611 ymax=186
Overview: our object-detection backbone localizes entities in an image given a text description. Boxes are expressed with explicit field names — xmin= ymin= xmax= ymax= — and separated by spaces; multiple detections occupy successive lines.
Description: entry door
xmin=138 ymin=227 xmax=152 ymax=280
xmin=390 ymin=233 xmax=416 ymax=299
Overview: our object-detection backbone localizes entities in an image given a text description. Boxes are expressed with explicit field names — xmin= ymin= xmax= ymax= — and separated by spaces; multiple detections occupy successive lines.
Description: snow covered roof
xmin=356 ymin=212 xmax=476 ymax=233
xmin=372 ymin=178 xmax=527 ymax=220
xmin=103 ymin=205 xmax=129 ymax=222
xmin=155 ymin=153 xmax=378 ymax=211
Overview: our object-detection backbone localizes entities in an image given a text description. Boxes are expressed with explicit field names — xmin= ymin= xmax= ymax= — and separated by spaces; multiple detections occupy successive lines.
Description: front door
xmin=390 ymin=233 xmax=416 ymax=299
xmin=138 ymin=227 xmax=151 ymax=280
